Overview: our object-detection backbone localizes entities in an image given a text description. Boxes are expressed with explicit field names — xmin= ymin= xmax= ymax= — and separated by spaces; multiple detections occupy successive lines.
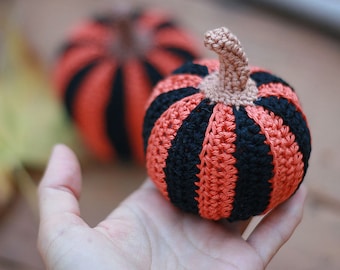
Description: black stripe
xmin=154 ymin=21 xmax=175 ymax=31
xmin=129 ymin=9 xmax=143 ymax=21
xmin=93 ymin=14 xmax=113 ymax=25
xmin=162 ymin=47 xmax=197 ymax=62
xmin=255 ymin=97 xmax=311 ymax=176
xmin=250 ymin=71 xmax=293 ymax=90
xmin=143 ymin=87 xmax=199 ymax=153
xmin=172 ymin=62 xmax=209 ymax=77
xmin=229 ymin=107 xmax=274 ymax=221
xmin=64 ymin=59 xmax=101 ymax=118
xmin=105 ymin=65 xmax=132 ymax=160
xmin=165 ymin=99 xmax=215 ymax=214
xmin=142 ymin=60 xmax=164 ymax=86
xmin=57 ymin=42 xmax=78 ymax=55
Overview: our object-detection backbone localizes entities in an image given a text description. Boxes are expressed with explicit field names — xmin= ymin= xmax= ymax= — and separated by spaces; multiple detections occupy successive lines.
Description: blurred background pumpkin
xmin=53 ymin=6 xmax=201 ymax=164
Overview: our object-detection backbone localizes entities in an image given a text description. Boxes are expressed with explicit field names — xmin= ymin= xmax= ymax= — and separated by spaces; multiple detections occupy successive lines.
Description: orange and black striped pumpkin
xmin=143 ymin=27 xmax=311 ymax=221
xmin=53 ymin=7 xmax=200 ymax=163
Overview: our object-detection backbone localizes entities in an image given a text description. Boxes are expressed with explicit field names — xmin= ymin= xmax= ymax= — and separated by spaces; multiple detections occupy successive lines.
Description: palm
xmin=38 ymin=145 xmax=306 ymax=270
xmin=96 ymin=180 xmax=262 ymax=270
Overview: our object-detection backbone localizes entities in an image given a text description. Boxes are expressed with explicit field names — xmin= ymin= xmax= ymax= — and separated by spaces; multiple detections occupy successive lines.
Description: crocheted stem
xmin=109 ymin=7 xmax=152 ymax=60
xmin=199 ymin=27 xmax=257 ymax=108
xmin=204 ymin=27 xmax=249 ymax=93
xmin=116 ymin=16 xmax=135 ymax=51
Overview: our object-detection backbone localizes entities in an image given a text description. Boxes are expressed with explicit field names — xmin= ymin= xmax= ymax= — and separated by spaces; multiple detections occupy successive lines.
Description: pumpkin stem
xmin=108 ymin=6 xmax=151 ymax=60
xmin=116 ymin=12 xmax=135 ymax=51
xmin=109 ymin=6 xmax=135 ymax=56
xmin=204 ymin=27 xmax=249 ymax=92
xmin=199 ymin=27 xmax=257 ymax=108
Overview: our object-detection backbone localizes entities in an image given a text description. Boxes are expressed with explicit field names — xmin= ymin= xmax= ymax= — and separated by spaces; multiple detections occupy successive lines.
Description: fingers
xmin=247 ymin=184 xmax=307 ymax=266
xmin=38 ymin=144 xmax=82 ymax=222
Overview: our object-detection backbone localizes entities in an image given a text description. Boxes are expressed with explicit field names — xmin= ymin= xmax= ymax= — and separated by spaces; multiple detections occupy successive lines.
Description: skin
xmin=37 ymin=144 xmax=307 ymax=270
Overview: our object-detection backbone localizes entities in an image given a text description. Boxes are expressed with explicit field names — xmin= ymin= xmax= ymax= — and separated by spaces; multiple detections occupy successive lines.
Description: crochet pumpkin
xmin=53 ymin=7 xmax=200 ymax=163
xmin=143 ymin=27 xmax=311 ymax=221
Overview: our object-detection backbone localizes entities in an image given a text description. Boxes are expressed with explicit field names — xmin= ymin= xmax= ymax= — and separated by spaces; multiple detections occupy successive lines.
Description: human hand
xmin=37 ymin=144 xmax=307 ymax=270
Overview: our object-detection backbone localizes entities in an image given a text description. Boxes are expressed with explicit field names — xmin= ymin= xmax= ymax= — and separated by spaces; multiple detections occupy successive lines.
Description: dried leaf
xmin=0 ymin=24 xmax=80 ymax=170
xmin=0 ymin=167 xmax=15 ymax=214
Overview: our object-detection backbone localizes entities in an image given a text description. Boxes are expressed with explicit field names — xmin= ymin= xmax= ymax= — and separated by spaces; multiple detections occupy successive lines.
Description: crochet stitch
xmin=143 ymin=27 xmax=311 ymax=221
xmin=199 ymin=27 xmax=258 ymax=108
xmin=53 ymin=7 xmax=200 ymax=164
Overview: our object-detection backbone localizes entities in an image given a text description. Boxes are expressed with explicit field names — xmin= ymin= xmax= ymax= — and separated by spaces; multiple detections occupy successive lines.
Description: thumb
xmin=38 ymin=144 xmax=85 ymax=256
xmin=38 ymin=144 xmax=82 ymax=220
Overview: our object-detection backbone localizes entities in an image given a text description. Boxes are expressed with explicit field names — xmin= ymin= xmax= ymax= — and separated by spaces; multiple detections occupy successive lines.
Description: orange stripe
xmin=68 ymin=21 xmax=112 ymax=44
xmin=73 ymin=60 xmax=116 ymax=160
xmin=245 ymin=105 xmax=304 ymax=213
xmin=53 ymin=47 xmax=105 ymax=97
xmin=54 ymin=20 xmax=116 ymax=97
xmin=154 ymin=28 xmax=199 ymax=55
xmin=145 ymin=49 xmax=190 ymax=77
xmin=257 ymin=83 xmax=304 ymax=114
xmin=146 ymin=73 xmax=203 ymax=108
xmin=123 ymin=59 xmax=153 ymax=164
xmin=196 ymin=104 xmax=238 ymax=220
xmin=250 ymin=66 xmax=270 ymax=73
xmin=137 ymin=9 xmax=170 ymax=30
xmin=146 ymin=93 xmax=205 ymax=199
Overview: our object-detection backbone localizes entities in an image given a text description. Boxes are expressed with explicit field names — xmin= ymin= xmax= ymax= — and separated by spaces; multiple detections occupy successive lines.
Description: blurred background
xmin=0 ymin=0 xmax=340 ymax=269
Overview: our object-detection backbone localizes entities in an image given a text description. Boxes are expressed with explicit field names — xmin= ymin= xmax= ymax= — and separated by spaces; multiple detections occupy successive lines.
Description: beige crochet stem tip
xmin=199 ymin=27 xmax=258 ymax=108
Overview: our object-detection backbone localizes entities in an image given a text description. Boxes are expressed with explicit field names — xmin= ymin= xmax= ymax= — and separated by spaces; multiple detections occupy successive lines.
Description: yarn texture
xmin=143 ymin=27 xmax=311 ymax=221
xmin=53 ymin=8 xmax=200 ymax=163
